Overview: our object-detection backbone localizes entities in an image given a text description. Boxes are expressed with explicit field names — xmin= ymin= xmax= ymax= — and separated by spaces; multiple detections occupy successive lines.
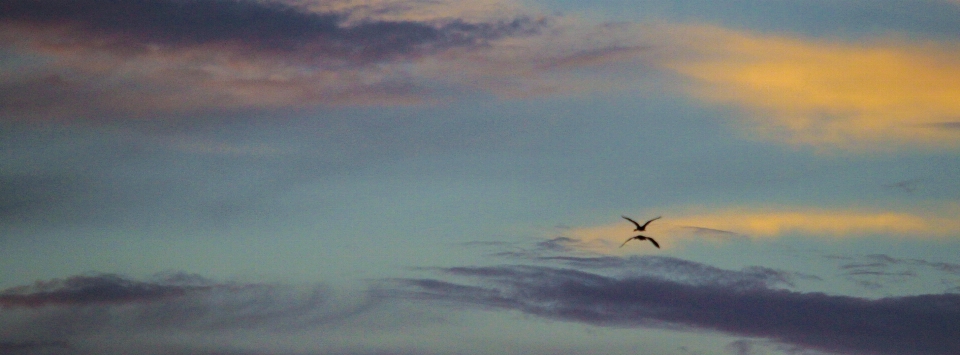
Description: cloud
xmin=667 ymin=205 xmax=960 ymax=238
xmin=0 ymin=0 xmax=654 ymax=120
xmin=401 ymin=264 xmax=960 ymax=355
xmin=654 ymin=24 xmax=960 ymax=151
xmin=829 ymin=253 xmax=960 ymax=292
xmin=0 ymin=341 xmax=71 ymax=353
xmin=0 ymin=0 xmax=549 ymax=119
xmin=557 ymin=205 xmax=960 ymax=252
xmin=0 ymin=273 xmax=210 ymax=308
xmin=0 ymin=272 xmax=392 ymax=354
xmin=0 ymin=173 xmax=112 ymax=229
xmin=1 ymin=0 xmax=532 ymax=61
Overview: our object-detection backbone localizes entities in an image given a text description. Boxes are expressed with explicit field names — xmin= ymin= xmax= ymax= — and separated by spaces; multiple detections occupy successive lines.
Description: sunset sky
xmin=2 ymin=1 xmax=959 ymax=354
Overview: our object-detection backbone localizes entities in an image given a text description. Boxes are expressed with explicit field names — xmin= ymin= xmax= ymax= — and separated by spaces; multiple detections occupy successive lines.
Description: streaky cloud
xmin=929 ymin=121 xmax=960 ymax=130
xmin=401 ymin=263 xmax=960 ymax=355
xmin=654 ymin=23 xmax=960 ymax=151
xmin=522 ymin=254 xmax=813 ymax=289
xmin=0 ymin=0 xmax=540 ymax=60
xmin=0 ymin=340 xmax=71 ymax=352
xmin=0 ymin=272 xmax=393 ymax=354
xmin=667 ymin=205 xmax=960 ymax=239
xmin=0 ymin=272 xmax=380 ymax=330
xmin=0 ymin=0 xmax=554 ymax=119
xmin=0 ymin=273 xmax=211 ymax=308
xmin=833 ymin=253 xmax=960 ymax=292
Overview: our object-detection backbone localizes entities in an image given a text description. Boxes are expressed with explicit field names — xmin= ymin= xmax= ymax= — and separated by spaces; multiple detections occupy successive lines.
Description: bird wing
xmin=640 ymin=216 xmax=662 ymax=229
xmin=619 ymin=237 xmax=635 ymax=248
xmin=622 ymin=216 xmax=642 ymax=230
xmin=647 ymin=237 xmax=660 ymax=249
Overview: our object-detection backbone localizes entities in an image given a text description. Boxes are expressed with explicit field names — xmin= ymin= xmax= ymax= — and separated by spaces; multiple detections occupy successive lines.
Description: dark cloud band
xmin=0 ymin=273 xmax=210 ymax=308
xmin=402 ymin=264 xmax=960 ymax=355
xmin=0 ymin=0 xmax=542 ymax=62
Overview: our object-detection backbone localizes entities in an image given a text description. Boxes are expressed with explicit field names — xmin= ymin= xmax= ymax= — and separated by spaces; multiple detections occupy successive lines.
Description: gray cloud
xmin=0 ymin=270 xmax=532 ymax=355
xmin=401 ymin=263 xmax=960 ymax=355
xmin=929 ymin=122 xmax=960 ymax=130
xmin=835 ymin=254 xmax=960 ymax=292
xmin=484 ymin=236 xmax=817 ymax=288
xmin=0 ymin=272 xmax=380 ymax=332
xmin=0 ymin=0 xmax=540 ymax=62
xmin=0 ymin=273 xmax=210 ymax=308
xmin=0 ymin=341 xmax=71 ymax=354
xmin=0 ymin=174 xmax=79 ymax=225
xmin=678 ymin=226 xmax=749 ymax=240
xmin=0 ymin=0 xmax=549 ymax=119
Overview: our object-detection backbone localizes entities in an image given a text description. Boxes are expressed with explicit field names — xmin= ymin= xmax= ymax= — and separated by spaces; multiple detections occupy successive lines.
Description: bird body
xmin=619 ymin=235 xmax=660 ymax=248
xmin=622 ymin=215 xmax=660 ymax=232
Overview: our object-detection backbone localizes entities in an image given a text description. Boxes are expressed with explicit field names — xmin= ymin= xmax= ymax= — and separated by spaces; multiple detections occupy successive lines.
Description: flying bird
xmin=619 ymin=235 xmax=660 ymax=249
xmin=622 ymin=215 xmax=661 ymax=232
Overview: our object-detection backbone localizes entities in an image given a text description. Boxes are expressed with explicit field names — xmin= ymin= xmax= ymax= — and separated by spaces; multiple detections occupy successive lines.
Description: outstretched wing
xmin=640 ymin=216 xmax=662 ymax=229
xmin=619 ymin=237 xmax=636 ymax=248
xmin=622 ymin=215 xmax=642 ymax=230
xmin=646 ymin=237 xmax=660 ymax=249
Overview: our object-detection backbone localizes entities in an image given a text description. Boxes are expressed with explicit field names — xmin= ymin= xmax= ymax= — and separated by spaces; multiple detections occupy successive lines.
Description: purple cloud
xmin=0 ymin=341 xmax=71 ymax=352
xmin=0 ymin=273 xmax=210 ymax=308
xmin=834 ymin=254 xmax=960 ymax=292
xmin=0 ymin=0 xmax=540 ymax=62
xmin=0 ymin=272 xmax=390 ymax=354
xmin=480 ymin=236 xmax=818 ymax=288
xmin=0 ymin=0 xmax=549 ymax=119
xmin=401 ymin=264 xmax=960 ymax=355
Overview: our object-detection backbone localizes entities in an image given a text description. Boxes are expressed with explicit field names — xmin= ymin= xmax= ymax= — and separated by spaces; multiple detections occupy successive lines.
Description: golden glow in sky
xmin=658 ymin=24 xmax=960 ymax=150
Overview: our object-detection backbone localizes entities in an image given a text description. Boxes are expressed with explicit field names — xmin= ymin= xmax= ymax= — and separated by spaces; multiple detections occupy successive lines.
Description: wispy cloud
xmin=1 ymin=0 xmax=534 ymax=61
xmin=0 ymin=273 xmax=209 ymax=308
xmin=0 ymin=272 xmax=389 ymax=354
xmin=829 ymin=253 xmax=960 ymax=292
xmin=0 ymin=0 xmax=652 ymax=120
xmin=655 ymin=24 xmax=960 ymax=151
xmin=0 ymin=340 xmax=71 ymax=353
xmin=0 ymin=0 xmax=545 ymax=118
xmin=668 ymin=205 xmax=960 ymax=238
xmin=559 ymin=205 xmax=960 ymax=252
xmin=401 ymin=264 xmax=960 ymax=355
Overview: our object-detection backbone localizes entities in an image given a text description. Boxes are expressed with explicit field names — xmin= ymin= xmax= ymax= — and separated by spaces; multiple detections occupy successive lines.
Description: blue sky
xmin=1 ymin=1 xmax=959 ymax=354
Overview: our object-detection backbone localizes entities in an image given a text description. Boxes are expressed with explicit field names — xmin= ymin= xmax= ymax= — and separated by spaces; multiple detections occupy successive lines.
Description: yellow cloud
xmin=656 ymin=24 xmax=960 ymax=150
xmin=563 ymin=205 xmax=960 ymax=253
xmin=669 ymin=206 xmax=960 ymax=238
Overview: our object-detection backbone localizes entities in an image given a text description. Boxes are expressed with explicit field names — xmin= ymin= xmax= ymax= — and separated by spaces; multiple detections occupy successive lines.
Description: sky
xmin=1 ymin=0 xmax=960 ymax=354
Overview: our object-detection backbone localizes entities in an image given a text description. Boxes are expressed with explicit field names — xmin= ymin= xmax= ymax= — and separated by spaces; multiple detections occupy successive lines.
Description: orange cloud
xmin=562 ymin=205 xmax=960 ymax=253
xmin=655 ymin=24 xmax=960 ymax=150
xmin=669 ymin=206 xmax=960 ymax=239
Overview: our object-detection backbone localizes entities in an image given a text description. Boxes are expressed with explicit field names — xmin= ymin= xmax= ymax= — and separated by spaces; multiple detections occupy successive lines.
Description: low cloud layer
xmin=402 ymin=263 xmax=960 ymax=355
xmin=0 ymin=273 xmax=210 ymax=308
xmin=668 ymin=205 xmax=960 ymax=239
xmin=830 ymin=253 xmax=960 ymax=292
xmin=0 ymin=273 xmax=383 ymax=354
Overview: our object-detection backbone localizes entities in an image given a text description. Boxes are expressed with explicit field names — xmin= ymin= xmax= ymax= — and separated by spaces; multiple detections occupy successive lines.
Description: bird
xmin=619 ymin=234 xmax=660 ymax=249
xmin=622 ymin=215 xmax=661 ymax=232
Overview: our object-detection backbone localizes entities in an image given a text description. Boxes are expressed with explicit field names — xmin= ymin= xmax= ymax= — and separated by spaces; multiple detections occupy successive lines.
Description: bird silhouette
xmin=619 ymin=235 xmax=660 ymax=249
xmin=622 ymin=215 xmax=661 ymax=232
